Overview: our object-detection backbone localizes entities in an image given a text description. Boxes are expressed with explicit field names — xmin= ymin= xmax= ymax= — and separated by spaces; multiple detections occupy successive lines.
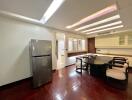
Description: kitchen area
xmin=67 ymin=30 xmax=132 ymax=68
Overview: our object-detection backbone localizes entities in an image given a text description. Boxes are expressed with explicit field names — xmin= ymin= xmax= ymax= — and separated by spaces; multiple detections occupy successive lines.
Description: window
xmin=82 ymin=40 xmax=86 ymax=50
xmin=68 ymin=38 xmax=86 ymax=52
xmin=77 ymin=39 xmax=82 ymax=51
xmin=73 ymin=39 xmax=78 ymax=51
xmin=68 ymin=40 xmax=73 ymax=51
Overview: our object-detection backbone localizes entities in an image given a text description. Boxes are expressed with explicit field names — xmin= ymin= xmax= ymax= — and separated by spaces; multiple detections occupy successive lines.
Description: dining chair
xmin=75 ymin=57 xmax=82 ymax=73
xmin=75 ymin=57 xmax=87 ymax=73
xmin=106 ymin=58 xmax=129 ymax=89
xmin=110 ymin=57 xmax=129 ymax=73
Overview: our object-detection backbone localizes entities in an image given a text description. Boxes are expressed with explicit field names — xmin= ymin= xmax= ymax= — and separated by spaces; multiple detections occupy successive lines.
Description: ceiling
xmin=0 ymin=0 xmax=53 ymax=20
xmin=0 ymin=0 xmax=132 ymax=36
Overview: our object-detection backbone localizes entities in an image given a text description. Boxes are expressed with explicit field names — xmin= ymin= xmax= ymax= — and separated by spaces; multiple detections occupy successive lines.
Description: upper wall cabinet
xmin=128 ymin=34 xmax=132 ymax=45
xmin=95 ymin=36 xmax=119 ymax=47
xmin=119 ymin=35 xmax=125 ymax=45
xmin=95 ymin=32 xmax=132 ymax=48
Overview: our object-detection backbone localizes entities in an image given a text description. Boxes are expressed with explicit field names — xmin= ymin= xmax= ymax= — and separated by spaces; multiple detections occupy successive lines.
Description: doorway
xmin=56 ymin=33 xmax=67 ymax=69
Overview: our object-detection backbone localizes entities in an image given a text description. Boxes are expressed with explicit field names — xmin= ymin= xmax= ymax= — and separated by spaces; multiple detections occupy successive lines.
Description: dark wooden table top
xmin=76 ymin=55 xmax=112 ymax=65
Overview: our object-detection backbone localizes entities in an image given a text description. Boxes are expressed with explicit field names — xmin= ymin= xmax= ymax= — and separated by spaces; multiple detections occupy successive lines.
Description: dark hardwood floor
xmin=0 ymin=65 xmax=132 ymax=100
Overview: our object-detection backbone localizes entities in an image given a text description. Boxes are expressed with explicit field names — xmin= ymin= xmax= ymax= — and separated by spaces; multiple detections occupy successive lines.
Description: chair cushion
xmin=113 ymin=67 xmax=126 ymax=72
xmin=114 ymin=63 xmax=124 ymax=66
xmin=114 ymin=63 xmax=128 ymax=67
xmin=106 ymin=69 xmax=126 ymax=80
xmin=124 ymin=63 xmax=128 ymax=68
xmin=126 ymin=60 xmax=129 ymax=64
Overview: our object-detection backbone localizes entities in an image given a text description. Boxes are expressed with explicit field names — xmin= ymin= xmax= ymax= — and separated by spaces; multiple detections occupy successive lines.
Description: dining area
xmin=75 ymin=54 xmax=129 ymax=90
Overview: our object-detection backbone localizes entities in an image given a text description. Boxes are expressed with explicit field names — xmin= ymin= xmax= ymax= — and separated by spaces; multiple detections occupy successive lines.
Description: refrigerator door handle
xmin=33 ymin=55 xmax=51 ymax=57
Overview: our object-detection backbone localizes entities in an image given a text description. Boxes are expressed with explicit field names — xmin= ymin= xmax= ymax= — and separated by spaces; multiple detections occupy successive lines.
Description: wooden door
xmin=88 ymin=38 xmax=96 ymax=53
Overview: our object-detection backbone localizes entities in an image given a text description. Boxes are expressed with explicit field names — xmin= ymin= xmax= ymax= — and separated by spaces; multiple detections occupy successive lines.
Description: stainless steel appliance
xmin=29 ymin=39 xmax=52 ymax=88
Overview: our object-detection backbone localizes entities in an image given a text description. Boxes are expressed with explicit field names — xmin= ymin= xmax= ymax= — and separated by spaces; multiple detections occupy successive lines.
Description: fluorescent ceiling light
xmin=66 ymin=4 xmax=117 ymax=29
xmin=82 ymin=21 xmax=122 ymax=33
xmin=41 ymin=0 xmax=65 ymax=24
xmin=86 ymin=25 xmax=124 ymax=34
xmin=75 ymin=14 xmax=120 ymax=31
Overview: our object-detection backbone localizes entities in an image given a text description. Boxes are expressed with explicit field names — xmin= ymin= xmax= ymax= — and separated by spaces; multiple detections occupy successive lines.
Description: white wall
xmin=0 ymin=16 xmax=58 ymax=86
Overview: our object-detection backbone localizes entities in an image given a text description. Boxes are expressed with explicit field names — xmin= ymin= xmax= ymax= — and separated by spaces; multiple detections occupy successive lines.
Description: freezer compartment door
xmin=32 ymin=55 xmax=52 ymax=88
xmin=30 ymin=39 xmax=52 ymax=56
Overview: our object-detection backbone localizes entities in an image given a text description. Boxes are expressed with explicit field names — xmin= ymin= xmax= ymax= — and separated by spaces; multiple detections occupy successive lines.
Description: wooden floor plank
xmin=0 ymin=65 xmax=132 ymax=100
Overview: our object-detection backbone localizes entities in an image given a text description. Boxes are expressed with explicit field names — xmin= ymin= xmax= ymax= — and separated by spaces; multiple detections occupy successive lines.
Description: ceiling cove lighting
xmin=66 ymin=4 xmax=117 ymax=29
xmin=86 ymin=25 xmax=124 ymax=35
xmin=82 ymin=21 xmax=122 ymax=33
xmin=75 ymin=14 xmax=120 ymax=31
xmin=40 ymin=0 xmax=65 ymax=24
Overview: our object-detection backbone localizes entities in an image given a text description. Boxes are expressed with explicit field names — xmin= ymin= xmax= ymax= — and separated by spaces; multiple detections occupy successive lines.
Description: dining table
xmin=90 ymin=58 xmax=111 ymax=78
xmin=76 ymin=54 xmax=113 ymax=77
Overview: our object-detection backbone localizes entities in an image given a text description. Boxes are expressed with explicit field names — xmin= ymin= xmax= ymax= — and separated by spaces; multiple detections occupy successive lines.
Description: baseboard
xmin=0 ymin=77 xmax=32 ymax=90
xmin=0 ymin=69 xmax=57 ymax=90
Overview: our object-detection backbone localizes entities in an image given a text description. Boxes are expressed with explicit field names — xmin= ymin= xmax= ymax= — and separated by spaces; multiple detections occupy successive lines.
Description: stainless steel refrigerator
xmin=29 ymin=39 xmax=52 ymax=88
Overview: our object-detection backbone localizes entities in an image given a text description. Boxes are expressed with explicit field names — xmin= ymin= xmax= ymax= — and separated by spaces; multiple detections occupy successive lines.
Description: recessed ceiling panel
xmin=118 ymin=6 xmax=132 ymax=29
xmin=0 ymin=0 xmax=53 ymax=20
xmin=45 ymin=0 xmax=132 ymax=35
xmin=45 ymin=0 xmax=116 ymax=30
xmin=0 ymin=0 xmax=131 ymax=36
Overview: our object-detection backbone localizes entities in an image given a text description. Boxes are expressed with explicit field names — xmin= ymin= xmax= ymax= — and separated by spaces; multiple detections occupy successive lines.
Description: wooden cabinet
xmin=95 ymin=36 xmax=119 ymax=48
xmin=95 ymin=34 xmax=132 ymax=48
xmin=127 ymin=34 xmax=132 ymax=45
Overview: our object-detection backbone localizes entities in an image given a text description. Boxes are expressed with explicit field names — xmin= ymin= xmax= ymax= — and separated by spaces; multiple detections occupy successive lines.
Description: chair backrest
xmin=110 ymin=57 xmax=129 ymax=68
xmin=113 ymin=57 xmax=129 ymax=65
xmin=113 ymin=57 xmax=127 ymax=61
xmin=82 ymin=57 xmax=88 ymax=62
xmin=87 ymin=55 xmax=96 ymax=64
xmin=76 ymin=57 xmax=82 ymax=67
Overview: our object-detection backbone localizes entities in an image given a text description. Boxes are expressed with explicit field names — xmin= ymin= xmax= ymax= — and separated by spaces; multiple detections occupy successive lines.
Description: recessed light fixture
xmin=40 ymin=0 xmax=65 ymax=24
xmin=66 ymin=4 xmax=117 ymax=29
xmin=86 ymin=25 xmax=124 ymax=34
xmin=82 ymin=21 xmax=122 ymax=33
xmin=75 ymin=14 xmax=120 ymax=31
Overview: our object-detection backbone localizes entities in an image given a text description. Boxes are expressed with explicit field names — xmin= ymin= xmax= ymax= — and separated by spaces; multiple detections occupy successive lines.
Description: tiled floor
xmin=0 ymin=65 xmax=132 ymax=100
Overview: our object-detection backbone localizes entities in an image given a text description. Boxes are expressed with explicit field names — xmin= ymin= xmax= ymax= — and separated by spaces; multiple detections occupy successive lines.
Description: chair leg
xmin=81 ymin=64 xmax=82 ymax=74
